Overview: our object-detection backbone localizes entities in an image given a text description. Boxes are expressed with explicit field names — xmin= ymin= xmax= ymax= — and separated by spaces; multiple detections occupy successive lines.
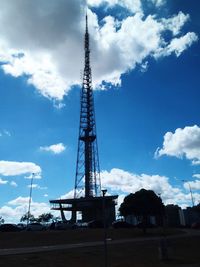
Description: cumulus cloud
xmin=101 ymin=168 xmax=200 ymax=206
xmin=57 ymin=167 xmax=200 ymax=209
xmin=0 ymin=206 xmax=22 ymax=222
xmin=0 ymin=0 xmax=197 ymax=102
xmin=191 ymin=160 xmax=200 ymax=166
xmin=0 ymin=202 xmax=52 ymax=223
xmin=10 ymin=181 xmax=18 ymax=187
xmin=0 ymin=178 xmax=8 ymax=185
xmin=155 ymin=125 xmax=200 ymax=165
xmin=87 ymin=0 xmax=165 ymax=13
xmin=193 ymin=174 xmax=200 ymax=179
xmin=156 ymin=32 xmax=198 ymax=57
xmin=0 ymin=179 xmax=17 ymax=189
xmin=102 ymin=168 xmax=177 ymax=199
xmin=88 ymin=0 xmax=143 ymax=14
xmin=162 ymin=11 xmax=189 ymax=36
xmin=27 ymin=184 xmax=47 ymax=190
xmin=0 ymin=196 xmax=61 ymax=223
xmin=8 ymin=196 xmax=30 ymax=206
xmin=150 ymin=0 xmax=166 ymax=7
xmin=0 ymin=160 xmax=41 ymax=176
xmin=183 ymin=180 xmax=200 ymax=191
xmin=25 ymin=173 xmax=42 ymax=179
xmin=40 ymin=143 xmax=66 ymax=154
xmin=0 ymin=129 xmax=11 ymax=137
xmin=60 ymin=189 xmax=75 ymax=199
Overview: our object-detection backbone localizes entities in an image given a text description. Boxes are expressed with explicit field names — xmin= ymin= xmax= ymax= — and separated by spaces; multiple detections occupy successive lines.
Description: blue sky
xmin=0 ymin=0 xmax=200 ymax=222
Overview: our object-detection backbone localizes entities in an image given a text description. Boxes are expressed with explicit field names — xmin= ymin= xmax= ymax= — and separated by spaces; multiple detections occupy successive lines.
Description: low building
xmin=50 ymin=195 xmax=118 ymax=226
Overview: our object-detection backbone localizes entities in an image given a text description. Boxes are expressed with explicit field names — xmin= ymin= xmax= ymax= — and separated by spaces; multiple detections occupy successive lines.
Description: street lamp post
xmin=102 ymin=189 xmax=108 ymax=267
xmin=27 ymin=173 xmax=34 ymax=226
xmin=182 ymin=180 xmax=195 ymax=207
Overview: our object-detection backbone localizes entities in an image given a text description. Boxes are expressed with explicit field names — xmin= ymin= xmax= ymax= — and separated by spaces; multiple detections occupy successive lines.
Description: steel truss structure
xmin=74 ymin=15 xmax=101 ymax=198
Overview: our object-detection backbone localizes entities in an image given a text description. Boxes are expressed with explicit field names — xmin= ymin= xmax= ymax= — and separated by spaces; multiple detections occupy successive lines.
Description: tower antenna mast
xmin=50 ymin=14 xmax=117 ymax=225
xmin=74 ymin=14 xmax=101 ymax=198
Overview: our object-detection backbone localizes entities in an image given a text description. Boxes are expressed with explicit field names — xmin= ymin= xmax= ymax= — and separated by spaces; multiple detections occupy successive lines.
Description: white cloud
xmin=27 ymin=184 xmax=47 ymax=190
xmin=0 ymin=196 xmax=56 ymax=223
xmin=191 ymin=160 xmax=200 ymax=166
xmin=184 ymin=180 xmax=200 ymax=191
xmin=150 ymin=0 xmax=166 ymax=7
xmin=25 ymin=173 xmax=42 ymax=179
xmin=60 ymin=189 xmax=75 ymax=199
xmin=0 ymin=178 xmax=8 ymax=185
xmin=0 ymin=206 xmax=20 ymax=222
xmin=10 ymin=181 xmax=18 ymax=187
xmin=0 ymin=1 xmax=197 ymax=102
xmin=8 ymin=196 xmax=30 ymax=206
xmin=87 ymin=0 xmax=166 ymax=13
xmin=162 ymin=11 xmax=189 ymax=36
xmin=0 ymin=160 xmax=42 ymax=176
xmin=157 ymin=32 xmax=198 ymax=57
xmin=155 ymin=125 xmax=200 ymax=165
xmin=0 ymin=203 xmax=51 ymax=223
xmin=116 ymin=193 xmax=126 ymax=215
xmin=57 ymin=167 xmax=200 ymax=208
xmin=40 ymin=143 xmax=66 ymax=154
xmin=193 ymin=174 xmax=200 ymax=179
xmin=140 ymin=61 xmax=148 ymax=72
xmin=102 ymin=168 xmax=177 ymax=197
xmin=0 ymin=129 xmax=11 ymax=137
xmin=101 ymin=168 xmax=200 ymax=207
xmin=88 ymin=0 xmax=143 ymax=14
xmin=4 ymin=130 xmax=11 ymax=136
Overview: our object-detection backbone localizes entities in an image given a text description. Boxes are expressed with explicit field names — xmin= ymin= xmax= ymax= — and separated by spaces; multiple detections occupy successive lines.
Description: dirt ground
xmin=0 ymin=227 xmax=182 ymax=249
xmin=0 ymin=228 xmax=199 ymax=267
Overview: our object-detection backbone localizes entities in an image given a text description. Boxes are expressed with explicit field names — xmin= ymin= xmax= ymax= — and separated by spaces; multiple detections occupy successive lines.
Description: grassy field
xmin=0 ymin=228 xmax=199 ymax=267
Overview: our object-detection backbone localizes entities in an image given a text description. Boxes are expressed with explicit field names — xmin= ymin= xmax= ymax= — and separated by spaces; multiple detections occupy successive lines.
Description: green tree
xmin=37 ymin=213 xmax=54 ymax=223
xmin=192 ymin=203 xmax=200 ymax=213
xmin=0 ymin=216 xmax=4 ymax=224
xmin=119 ymin=189 xmax=165 ymax=233
xmin=193 ymin=203 xmax=200 ymax=212
xmin=20 ymin=212 xmax=36 ymax=223
xmin=52 ymin=216 xmax=61 ymax=222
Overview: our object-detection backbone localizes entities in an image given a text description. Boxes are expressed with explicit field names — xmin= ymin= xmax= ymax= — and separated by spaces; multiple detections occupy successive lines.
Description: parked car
xmin=136 ymin=222 xmax=156 ymax=228
xmin=26 ymin=222 xmax=45 ymax=231
xmin=112 ymin=221 xmax=133 ymax=228
xmin=191 ymin=222 xmax=200 ymax=229
xmin=17 ymin=223 xmax=26 ymax=230
xmin=48 ymin=222 xmax=56 ymax=230
xmin=88 ymin=220 xmax=103 ymax=228
xmin=0 ymin=224 xmax=21 ymax=232
xmin=55 ymin=221 xmax=74 ymax=230
xmin=73 ymin=222 xmax=88 ymax=229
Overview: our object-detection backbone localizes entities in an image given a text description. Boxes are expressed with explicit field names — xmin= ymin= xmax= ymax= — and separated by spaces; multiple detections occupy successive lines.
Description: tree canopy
xmin=192 ymin=203 xmax=200 ymax=213
xmin=119 ymin=189 xmax=165 ymax=217
xmin=20 ymin=212 xmax=36 ymax=223
xmin=37 ymin=213 xmax=54 ymax=223
xmin=0 ymin=216 xmax=4 ymax=224
xmin=20 ymin=212 xmax=58 ymax=224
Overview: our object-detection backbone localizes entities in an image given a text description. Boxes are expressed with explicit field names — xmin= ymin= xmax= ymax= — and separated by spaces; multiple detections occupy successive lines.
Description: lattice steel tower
xmin=50 ymin=15 xmax=117 ymax=223
xmin=74 ymin=15 xmax=101 ymax=198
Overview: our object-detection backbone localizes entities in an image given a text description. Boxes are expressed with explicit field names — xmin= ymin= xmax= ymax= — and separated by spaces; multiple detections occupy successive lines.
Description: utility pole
xmin=182 ymin=180 xmax=195 ymax=207
xmin=102 ymin=189 xmax=108 ymax=267
xmin=27 ymin=173 xmax=34 ymax=226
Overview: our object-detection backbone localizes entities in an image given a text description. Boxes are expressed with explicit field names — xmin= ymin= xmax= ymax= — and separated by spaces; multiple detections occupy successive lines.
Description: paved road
xmin=0 ymin=230 xmax=199 ymax=256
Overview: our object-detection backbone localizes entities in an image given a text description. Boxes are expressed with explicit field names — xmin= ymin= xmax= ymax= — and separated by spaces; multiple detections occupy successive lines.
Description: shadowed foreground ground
xmin=0 ymin=228 xmax=199 ymax=267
